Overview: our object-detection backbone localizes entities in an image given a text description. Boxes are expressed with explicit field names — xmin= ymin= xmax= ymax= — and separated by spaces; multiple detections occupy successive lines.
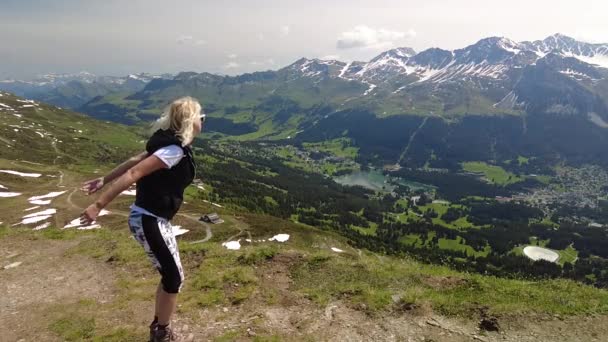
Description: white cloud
xmin=224 ymin=62 xmax=240 ymax=69
xmin=177 ymin=35 xmax=193 ymax=45
xmin=249 ymin=58 xmax=276 ymax=67
xmin=336 ymin=25 xmax=416 ymax=49
xmin=321 ymin=54 xmax=341 ymax=60
xmin=572 ymin=30 xmax=608 ymax=44
xmin=178 ymin=35 xmax=206 ymax=47
xmin=280 ymin=25 xmax=290 ymax=37
xmin=228 ymin=53 xmax=238 ymax=59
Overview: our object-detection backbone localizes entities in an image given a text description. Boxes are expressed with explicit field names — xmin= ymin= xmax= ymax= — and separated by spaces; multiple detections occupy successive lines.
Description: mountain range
xmin=0 ymin=72 xmax=172 ymax=109
xmin=3 ymin=33 xmax=608 ymax=167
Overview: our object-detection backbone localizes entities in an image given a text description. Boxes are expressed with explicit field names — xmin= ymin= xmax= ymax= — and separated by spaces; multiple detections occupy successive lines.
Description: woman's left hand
xmin=80 ymin=203 xmax=101 ymax=225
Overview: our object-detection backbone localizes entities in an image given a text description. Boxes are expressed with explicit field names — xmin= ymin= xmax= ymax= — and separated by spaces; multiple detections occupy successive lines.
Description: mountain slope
xmin=51 ymin=34 xmax=608 ymax=167
xmin=2 ymin=94 xmax=608 ymax=341
xmin=0 ymin=91 xmax=143 ymax=166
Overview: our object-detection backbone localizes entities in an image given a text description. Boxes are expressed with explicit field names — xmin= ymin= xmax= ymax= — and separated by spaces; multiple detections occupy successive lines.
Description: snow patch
xmin=523 ymin=246 xmax=559 ymax=263
xmin=18 ymin=215 xmax=52 ymax=225
xmin=23 ymin=208 xmax=57 ymax=218
xmin=0 ymin=170 xmax=42 ymax=177
xmin=33 ymin=222 xmax=52 ymax=230
xmin=77 ymin=224 xmax=101 ymax=230
xmin=269 ymin=234 xmax=290 ymax=242
xmin=63 ymin=217 xmax=100 ymax=230
xmin=588 ymin=112 xmax=608 ymax=128
xmin=331 ymin=247 xmax=344 ymax=253
xmin=222 ymin=240 xmax=241 ymax=250
xmin=28 ymin=191 xmax=66 ymax=201
xmin=30 ymin=199 xmax=51 ymax=205
xmin=574 ymin=54 xmax=608 ymax=69
xmin=3 ymin=261 xmax=22 ymax=269
xmin=172 ymin=225 xmax=189 ymax=236
xmin=0 ymin=192 xmax=21 ymax=198
xmin=362 ymin=83 xmax=377 ymax=96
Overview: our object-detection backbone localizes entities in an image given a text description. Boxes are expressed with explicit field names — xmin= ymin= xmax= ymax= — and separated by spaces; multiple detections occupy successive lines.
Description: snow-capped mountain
xmin=288 ymin=34 xmax=608 ymax=89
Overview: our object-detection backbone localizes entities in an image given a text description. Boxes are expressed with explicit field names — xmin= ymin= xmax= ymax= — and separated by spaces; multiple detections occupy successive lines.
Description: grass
xmin=49 ymin=316 xmax=96 ymax=341
xmin=399 ymin=233 xmax=423 ymax=247
xmin=302 ymin=138 xmax=359 ymax=160
xmin=558 ymin=245 xmax=579 ymax=265
xmin=393 ymin=202 xmax=477 ymax=230
xmin=350 ymin=222 xmax=378 ymax=236
xmin=5 ymin=211 xmax=608 ymax=341
xmin=46 ymin=298 xmax=144 ymax=341
xmin=291 ymin=248 xmax=608 ymax=317
xmin=517 ymin=156 xmax=530 ymax=165
xmin=462 ymin=161 xmax=523 ymax=186
xmin=437 ymin=237 xmax=491 ymax=257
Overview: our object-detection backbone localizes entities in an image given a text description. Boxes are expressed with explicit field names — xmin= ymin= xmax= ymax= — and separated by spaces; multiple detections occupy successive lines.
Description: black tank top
xmin=135 ymin=129 xmax=196 ymax=220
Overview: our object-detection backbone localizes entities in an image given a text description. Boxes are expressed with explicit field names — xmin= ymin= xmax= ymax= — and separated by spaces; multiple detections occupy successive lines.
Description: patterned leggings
xmin=128 ymin=211 xmax=184 ymax=293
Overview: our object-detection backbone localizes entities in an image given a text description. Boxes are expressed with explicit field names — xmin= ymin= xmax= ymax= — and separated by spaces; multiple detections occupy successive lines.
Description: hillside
xmin=2 ymin=94 xmax=608 ymax=341
xmin=0 ymin=90 xmax=143 ymax=167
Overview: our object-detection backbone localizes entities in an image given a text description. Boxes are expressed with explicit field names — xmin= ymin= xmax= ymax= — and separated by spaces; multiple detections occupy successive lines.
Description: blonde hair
xmin=151 ymin=96 xmax=202 ymax=146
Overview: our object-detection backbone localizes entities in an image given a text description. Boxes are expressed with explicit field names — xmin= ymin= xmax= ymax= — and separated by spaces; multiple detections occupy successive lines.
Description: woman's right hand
xmin=80 ymin=177 xmax=104 ymax=195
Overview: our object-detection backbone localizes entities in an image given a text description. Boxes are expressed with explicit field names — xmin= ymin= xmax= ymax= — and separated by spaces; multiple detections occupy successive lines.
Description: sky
xmin=1 ymin=0 xmax=607 ymax=79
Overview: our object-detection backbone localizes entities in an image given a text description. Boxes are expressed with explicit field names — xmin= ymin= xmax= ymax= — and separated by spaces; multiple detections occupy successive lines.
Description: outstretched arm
xmin=81 ymin=151 xmax=148 ymax=195
xmin=80 ymin=154 xmax=168 ymax=224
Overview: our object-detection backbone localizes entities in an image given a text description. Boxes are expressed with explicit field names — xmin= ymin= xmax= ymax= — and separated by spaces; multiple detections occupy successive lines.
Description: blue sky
xmin=1 ymin=0 xmax=606 ymax=78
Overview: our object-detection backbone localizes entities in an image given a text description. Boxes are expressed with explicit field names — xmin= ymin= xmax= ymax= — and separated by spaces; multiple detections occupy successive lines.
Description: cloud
xmin=280 ymin=25 xmax=290 ymax=37
xmin=321 ymin=55 xmax=340 ymax=60
xmin=249 ymin=58 xmax=276 ymax=67
xmin=177 ymin=35 xmax=206 ymax=46
xmin=257 ymin=33 xmax=265 ymax=41
xmin=336 ymin=26 xmax=416 ymax=49
xmin=177 ymin=35 xmax=193 ymax=45
xmin=224 ymin=62 xmax=240 ymax=69
xmin=228 ymin=53 xmax=238 ymax=59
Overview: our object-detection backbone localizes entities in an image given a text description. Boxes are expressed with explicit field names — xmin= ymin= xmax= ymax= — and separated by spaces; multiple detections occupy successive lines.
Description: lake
xmin=334 ymin=170 xmax=435 ymax=192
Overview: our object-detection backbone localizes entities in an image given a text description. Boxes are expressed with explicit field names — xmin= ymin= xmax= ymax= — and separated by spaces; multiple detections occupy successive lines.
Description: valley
xmin=2 ymin=32 xmax=608 ymax=341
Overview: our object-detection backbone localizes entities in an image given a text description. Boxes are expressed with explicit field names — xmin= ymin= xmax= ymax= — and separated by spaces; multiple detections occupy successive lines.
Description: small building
xmin=200 ymin=213 xmax=224 ymax=224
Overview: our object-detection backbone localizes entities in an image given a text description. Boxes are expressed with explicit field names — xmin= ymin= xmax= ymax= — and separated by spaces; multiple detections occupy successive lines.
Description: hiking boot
xmin=149 ymin=321 xmax=158 ymax=342
xmin=153 ymin=325 xmax=177 ymax=342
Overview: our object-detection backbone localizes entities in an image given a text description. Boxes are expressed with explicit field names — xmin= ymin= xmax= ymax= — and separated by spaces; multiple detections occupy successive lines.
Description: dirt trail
xmin=397 ymin=116 xmax=429 ymax=166
xmin=0 ymin=237 xmax=116 ymax=342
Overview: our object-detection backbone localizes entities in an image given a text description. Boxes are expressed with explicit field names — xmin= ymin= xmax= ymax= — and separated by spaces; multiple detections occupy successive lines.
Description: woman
xmin=80 ymin=96 xmax=204 ymax=342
